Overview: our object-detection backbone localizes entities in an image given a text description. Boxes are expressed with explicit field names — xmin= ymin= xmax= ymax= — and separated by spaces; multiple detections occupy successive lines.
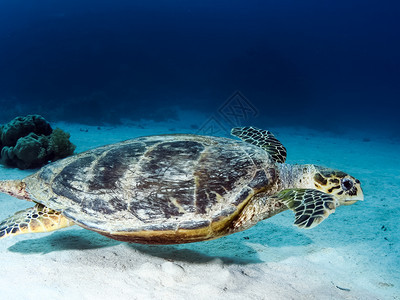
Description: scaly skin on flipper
xmin=0 ymin=203 xmax=73 ymax=239
xmin=275 ymin=189 xmax=338 ymax=229
xmin=231 ymin=127 xmax=287 ymax=163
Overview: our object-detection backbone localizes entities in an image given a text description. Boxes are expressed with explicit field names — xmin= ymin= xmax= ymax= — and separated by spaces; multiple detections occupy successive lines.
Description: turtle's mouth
xmin=342 ymin=200 xmax=358 ymax=205
xmin=342 ymin=192 xmax=364 ymax=205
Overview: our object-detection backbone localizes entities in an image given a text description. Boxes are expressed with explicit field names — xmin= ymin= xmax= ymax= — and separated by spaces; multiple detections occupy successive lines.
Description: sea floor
xmin=0 ymin=117 xmax=399 ymax=300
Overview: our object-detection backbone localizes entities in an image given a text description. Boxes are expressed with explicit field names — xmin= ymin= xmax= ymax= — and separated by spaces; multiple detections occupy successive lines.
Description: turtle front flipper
xmin=0 ymin=203 xmax=74 ymax=239
xmin=231 ymin=127 xmax=287 ymax=163
xmin=275 ymin=189 xmax=338 ymax=229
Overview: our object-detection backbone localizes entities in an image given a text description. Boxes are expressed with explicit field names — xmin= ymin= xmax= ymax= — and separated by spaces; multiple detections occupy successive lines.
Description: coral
xmin=1 ymin=115 xmax=52 ymax=147
xmin=0 ymin=115 xmax=75 ymax=169
xmin=1 ymin=133 xmax=49 ymax=169
xmin=48 ymin=128 xmax=76 ymax=161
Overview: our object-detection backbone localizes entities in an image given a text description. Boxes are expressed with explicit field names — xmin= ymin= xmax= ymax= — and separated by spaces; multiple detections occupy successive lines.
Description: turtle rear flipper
xmin=0 ymin=203 xmax=73 ymax=239
xmin=231 ymin=127 xmax=287 ymax=163
xmin=275 ymin=189 xmax=338 ymax=229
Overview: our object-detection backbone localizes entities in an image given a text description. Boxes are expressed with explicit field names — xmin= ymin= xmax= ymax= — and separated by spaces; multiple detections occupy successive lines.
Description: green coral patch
xmin=0 ymin=115 xmax=76 ymax=169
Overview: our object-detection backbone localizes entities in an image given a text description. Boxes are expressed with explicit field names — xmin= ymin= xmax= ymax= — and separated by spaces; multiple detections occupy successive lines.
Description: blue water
xmin=0 ymin=0 xmax=399 ymax=133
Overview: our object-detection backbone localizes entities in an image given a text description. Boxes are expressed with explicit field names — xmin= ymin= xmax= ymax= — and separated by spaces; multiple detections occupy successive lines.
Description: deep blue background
xmin=0 ymin=0 xmax=399 ymax=133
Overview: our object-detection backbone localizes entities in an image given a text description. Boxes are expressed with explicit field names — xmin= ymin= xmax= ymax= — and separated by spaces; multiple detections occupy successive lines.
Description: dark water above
xmin=0 ymin=0 xmax=399 ymax=134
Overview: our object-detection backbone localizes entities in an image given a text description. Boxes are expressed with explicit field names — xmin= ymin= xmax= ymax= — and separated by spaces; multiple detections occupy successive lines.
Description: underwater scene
xmin=0 ymin=1 xmax=399 ymax=299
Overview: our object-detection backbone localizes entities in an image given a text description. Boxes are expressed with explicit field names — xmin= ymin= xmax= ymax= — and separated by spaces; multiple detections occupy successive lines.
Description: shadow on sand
xmin=7 ymin=228 xmax=120 ymax=254
xmin=7 ymin=222 xmax=313 ymax=264
xmin=129 ymin=222 xmax=314 ymax=264
xmin=129 ymin=241 xmax=262 ymax=265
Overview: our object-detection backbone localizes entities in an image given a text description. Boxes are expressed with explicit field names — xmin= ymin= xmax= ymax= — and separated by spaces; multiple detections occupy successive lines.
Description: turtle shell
xmin=23 ymin=134 xmax=278 ymax=244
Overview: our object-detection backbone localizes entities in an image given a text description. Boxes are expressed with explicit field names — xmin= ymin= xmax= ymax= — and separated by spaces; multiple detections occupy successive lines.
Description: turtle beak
xmin=342 ymin=187 xmax=364 ymax=205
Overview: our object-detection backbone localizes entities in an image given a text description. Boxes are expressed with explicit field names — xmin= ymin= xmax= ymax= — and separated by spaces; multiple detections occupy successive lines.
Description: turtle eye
xmin=341 ymin=178 xmax=354 ymax=191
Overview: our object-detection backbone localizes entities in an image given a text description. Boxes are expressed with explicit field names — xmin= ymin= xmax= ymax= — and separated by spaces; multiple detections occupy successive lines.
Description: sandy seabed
xmin=0 ymin=118 xmax=399 ymax=300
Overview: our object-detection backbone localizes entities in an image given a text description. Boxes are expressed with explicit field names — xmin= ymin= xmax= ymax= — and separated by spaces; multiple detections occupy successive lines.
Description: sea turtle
xmin=0 ymin=127 xmax=363 ymax=244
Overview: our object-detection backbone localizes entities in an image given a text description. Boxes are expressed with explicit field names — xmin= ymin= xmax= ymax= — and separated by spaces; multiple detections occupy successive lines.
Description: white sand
xmin=0 ymin=118 xmax=398 ymax=300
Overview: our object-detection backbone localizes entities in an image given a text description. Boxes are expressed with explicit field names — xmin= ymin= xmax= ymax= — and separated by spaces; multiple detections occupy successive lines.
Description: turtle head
xmin=312 ymin=166 xmax=364 ymax=205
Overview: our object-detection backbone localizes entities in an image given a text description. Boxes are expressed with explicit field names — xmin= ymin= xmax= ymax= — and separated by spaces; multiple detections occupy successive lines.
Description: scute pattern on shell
xmin=23 ymin=134 xmax=277 ymax=235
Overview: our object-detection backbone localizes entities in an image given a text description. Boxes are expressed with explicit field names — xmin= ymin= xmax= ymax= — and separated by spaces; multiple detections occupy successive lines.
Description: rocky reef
xmin=0 ymin=115 xmax=76 ymax=169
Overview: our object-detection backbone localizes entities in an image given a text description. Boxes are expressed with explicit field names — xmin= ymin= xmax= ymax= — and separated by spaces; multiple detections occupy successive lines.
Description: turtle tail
xmin=0 ymin=180 xmax=31 ymax=201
